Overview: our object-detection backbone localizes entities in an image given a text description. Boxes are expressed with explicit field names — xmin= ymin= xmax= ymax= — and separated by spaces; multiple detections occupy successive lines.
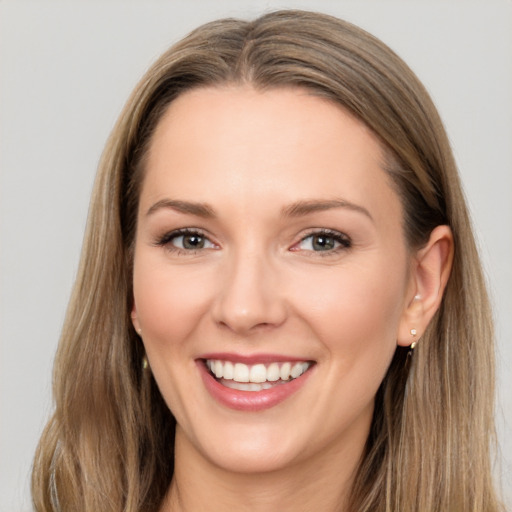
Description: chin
xmin=205 ymin=442 xmax=296 ymax=474
xmin=178 ymin=421 xmax=304 ymax=475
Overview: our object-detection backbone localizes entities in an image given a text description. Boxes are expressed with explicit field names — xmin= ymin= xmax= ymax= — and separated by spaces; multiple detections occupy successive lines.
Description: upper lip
xmin=197 ymin=352 xmax=314 ymax=365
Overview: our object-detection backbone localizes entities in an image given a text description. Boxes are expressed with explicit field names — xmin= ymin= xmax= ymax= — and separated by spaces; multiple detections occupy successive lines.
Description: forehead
xmin=141 ymin=85 xmax=400 ymax=224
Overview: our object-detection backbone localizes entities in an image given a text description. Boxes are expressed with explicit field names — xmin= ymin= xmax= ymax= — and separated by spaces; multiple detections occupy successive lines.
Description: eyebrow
xmin=145 ymin=197 xmax=373 ymax=221
xmin=146 ymin=199 xmax=216 ymax=218
xmin=281 ymin=199 xmax=373 ymax=221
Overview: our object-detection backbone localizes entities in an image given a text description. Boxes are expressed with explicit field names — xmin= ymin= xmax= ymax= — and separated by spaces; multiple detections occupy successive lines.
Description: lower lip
xmin=197 ymin=361 xmax=313 ymax=412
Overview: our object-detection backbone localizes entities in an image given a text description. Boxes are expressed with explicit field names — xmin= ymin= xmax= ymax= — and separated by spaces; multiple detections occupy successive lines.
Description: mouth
xmin=197 ymin=355 xmax=315 ymax=411
xmin=205 ymin=359 xmax=312 ymax=391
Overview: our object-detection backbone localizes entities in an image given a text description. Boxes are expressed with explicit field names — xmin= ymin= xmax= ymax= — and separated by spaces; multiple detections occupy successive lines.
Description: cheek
xmin=132 ymin=259 xmax=218 ymax=417
xmin=132 ymin=259 xmax=215 ymax=348
xmin=288 ymin=259 xmax=407 ymax=355
xmin=288 ymin=260 xmax=407 ymax=425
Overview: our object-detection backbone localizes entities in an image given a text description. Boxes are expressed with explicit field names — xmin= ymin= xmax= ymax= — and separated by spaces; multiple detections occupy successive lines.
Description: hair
xmin=32 ymin=9 xmax=502 ymax=512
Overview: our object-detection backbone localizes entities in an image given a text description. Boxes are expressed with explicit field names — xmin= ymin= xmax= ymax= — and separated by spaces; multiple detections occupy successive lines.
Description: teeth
xmin=223 ymin=361 xmax=234 ymax=380
xmin=280 ymin=362 xmax=291 ymax=380
xmin=249 ymin=364 xmax=267 ymax=383
xmin=206 ymin=359 xmax=311 ymax=385
xmin=233 ymin=363 xmax=249 ymax=382
xmin=222 ymin=380 xmax=276 ymax=391
xmin=267 ymin=362 xmax=280 ymax=382
xmin=291 ymin=362 xmax=308 ymax=378
xmin=213 ymin=360 xmax=223 ymax=378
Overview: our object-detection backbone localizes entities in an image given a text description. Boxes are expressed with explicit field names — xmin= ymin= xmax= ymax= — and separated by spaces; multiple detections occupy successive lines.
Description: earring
xmin=409 ymin=328 xmax=417 ymax=350
xmin=142 ymin=355 xmax=149 ymax=370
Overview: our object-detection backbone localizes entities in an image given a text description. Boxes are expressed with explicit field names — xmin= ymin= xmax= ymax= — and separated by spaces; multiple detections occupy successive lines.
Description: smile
xmin=198 ymin=355 xmax=315 ymax=411
xmin=205 ymin=359 xmax=312 ymax=391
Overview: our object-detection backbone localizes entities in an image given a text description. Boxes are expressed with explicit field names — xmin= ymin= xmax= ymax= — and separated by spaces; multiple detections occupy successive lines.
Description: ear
xmin=131 ymin=303 xmax=142 ymax=335
xmin=397 ymin=225 xmax=454 ymax=347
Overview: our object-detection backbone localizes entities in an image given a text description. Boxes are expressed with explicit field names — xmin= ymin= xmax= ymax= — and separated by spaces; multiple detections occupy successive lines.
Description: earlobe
xmin=131 ymin=305 xmax=142 ymax=335
xmin=397 ymin=225 xmax=454 ymax=347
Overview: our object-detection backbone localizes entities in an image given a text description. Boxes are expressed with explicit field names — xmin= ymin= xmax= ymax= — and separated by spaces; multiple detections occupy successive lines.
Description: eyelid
xmin=291 ymin=228 xmax=352 ymax=253
xmin=153 ymin=227 xmax=351 ymax=255
xmin=154 ymin=227 xmax=218 ymax=253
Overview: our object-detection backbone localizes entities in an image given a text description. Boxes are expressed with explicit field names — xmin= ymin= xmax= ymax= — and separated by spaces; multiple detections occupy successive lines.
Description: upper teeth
xmin=206 ymin=360 xmax=311 ymax=383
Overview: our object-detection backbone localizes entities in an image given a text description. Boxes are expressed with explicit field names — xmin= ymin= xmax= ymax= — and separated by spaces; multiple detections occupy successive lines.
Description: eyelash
xmin=154 ymin=228 xmax=214 ymax=255
xmin=295 ymin=229 xmax=352 ymax=256
xmin=154 ymin=228 xmax=352 ymax=255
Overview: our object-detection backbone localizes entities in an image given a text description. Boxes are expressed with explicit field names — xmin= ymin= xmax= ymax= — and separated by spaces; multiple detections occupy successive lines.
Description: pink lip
xmin=196 ymin=358 xmax=314 ymax=412
xmin=198 ymin=352 xmax=309 ymax=365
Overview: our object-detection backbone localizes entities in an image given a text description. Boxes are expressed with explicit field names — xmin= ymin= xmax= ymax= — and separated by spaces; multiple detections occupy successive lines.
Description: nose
xmin=211 ymin=249 xmax=287 ymax=335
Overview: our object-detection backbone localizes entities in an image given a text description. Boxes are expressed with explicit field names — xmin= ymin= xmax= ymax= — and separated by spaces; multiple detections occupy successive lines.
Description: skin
xmin=131 ymin=86 xmax=453 ymax=511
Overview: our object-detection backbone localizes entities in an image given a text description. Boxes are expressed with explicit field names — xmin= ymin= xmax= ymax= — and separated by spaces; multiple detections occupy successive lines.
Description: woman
xmin=31 ymin=10 xmax=503 ymax=512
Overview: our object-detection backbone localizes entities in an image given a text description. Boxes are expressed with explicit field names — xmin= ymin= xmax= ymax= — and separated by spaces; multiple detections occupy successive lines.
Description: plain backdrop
xmin=1 ymin=1 xmax=511 ymax=510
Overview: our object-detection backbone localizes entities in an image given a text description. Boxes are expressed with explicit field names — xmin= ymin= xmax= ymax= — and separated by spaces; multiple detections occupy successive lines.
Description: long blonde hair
xmin=32 ymin=10 xmax=502 ymax=512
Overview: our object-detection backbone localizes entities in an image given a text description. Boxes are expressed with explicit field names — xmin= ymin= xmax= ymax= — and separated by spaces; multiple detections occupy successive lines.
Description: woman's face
xmin=132 ymin=86 xmax=416 ymax=474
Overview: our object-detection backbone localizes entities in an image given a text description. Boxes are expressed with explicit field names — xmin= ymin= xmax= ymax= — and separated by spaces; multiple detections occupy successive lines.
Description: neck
xmin=161 ymin=426 xmax=366 ymax=512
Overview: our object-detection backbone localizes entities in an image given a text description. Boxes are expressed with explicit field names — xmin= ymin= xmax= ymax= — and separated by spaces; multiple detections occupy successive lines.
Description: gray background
xmin=1 ymin=1 xmax=511 ymax=510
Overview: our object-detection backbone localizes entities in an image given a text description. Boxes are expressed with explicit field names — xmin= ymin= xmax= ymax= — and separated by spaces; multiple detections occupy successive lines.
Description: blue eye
xmin=172 ymin=233 xmax=212 ymax=250
xmin=297 ymin=231 xmax=351 ymax=252
xmin=156 ymin=229 xmax=216 ymax=252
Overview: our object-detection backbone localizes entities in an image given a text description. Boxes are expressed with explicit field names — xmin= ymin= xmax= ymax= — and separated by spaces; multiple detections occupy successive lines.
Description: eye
xmin=294 ymin=230 xmax=351 ymax=253
xmin=156 ymin=229 xmax=217 ymax=252
xmin=172 ymin=233 xmax=213 ymax=250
